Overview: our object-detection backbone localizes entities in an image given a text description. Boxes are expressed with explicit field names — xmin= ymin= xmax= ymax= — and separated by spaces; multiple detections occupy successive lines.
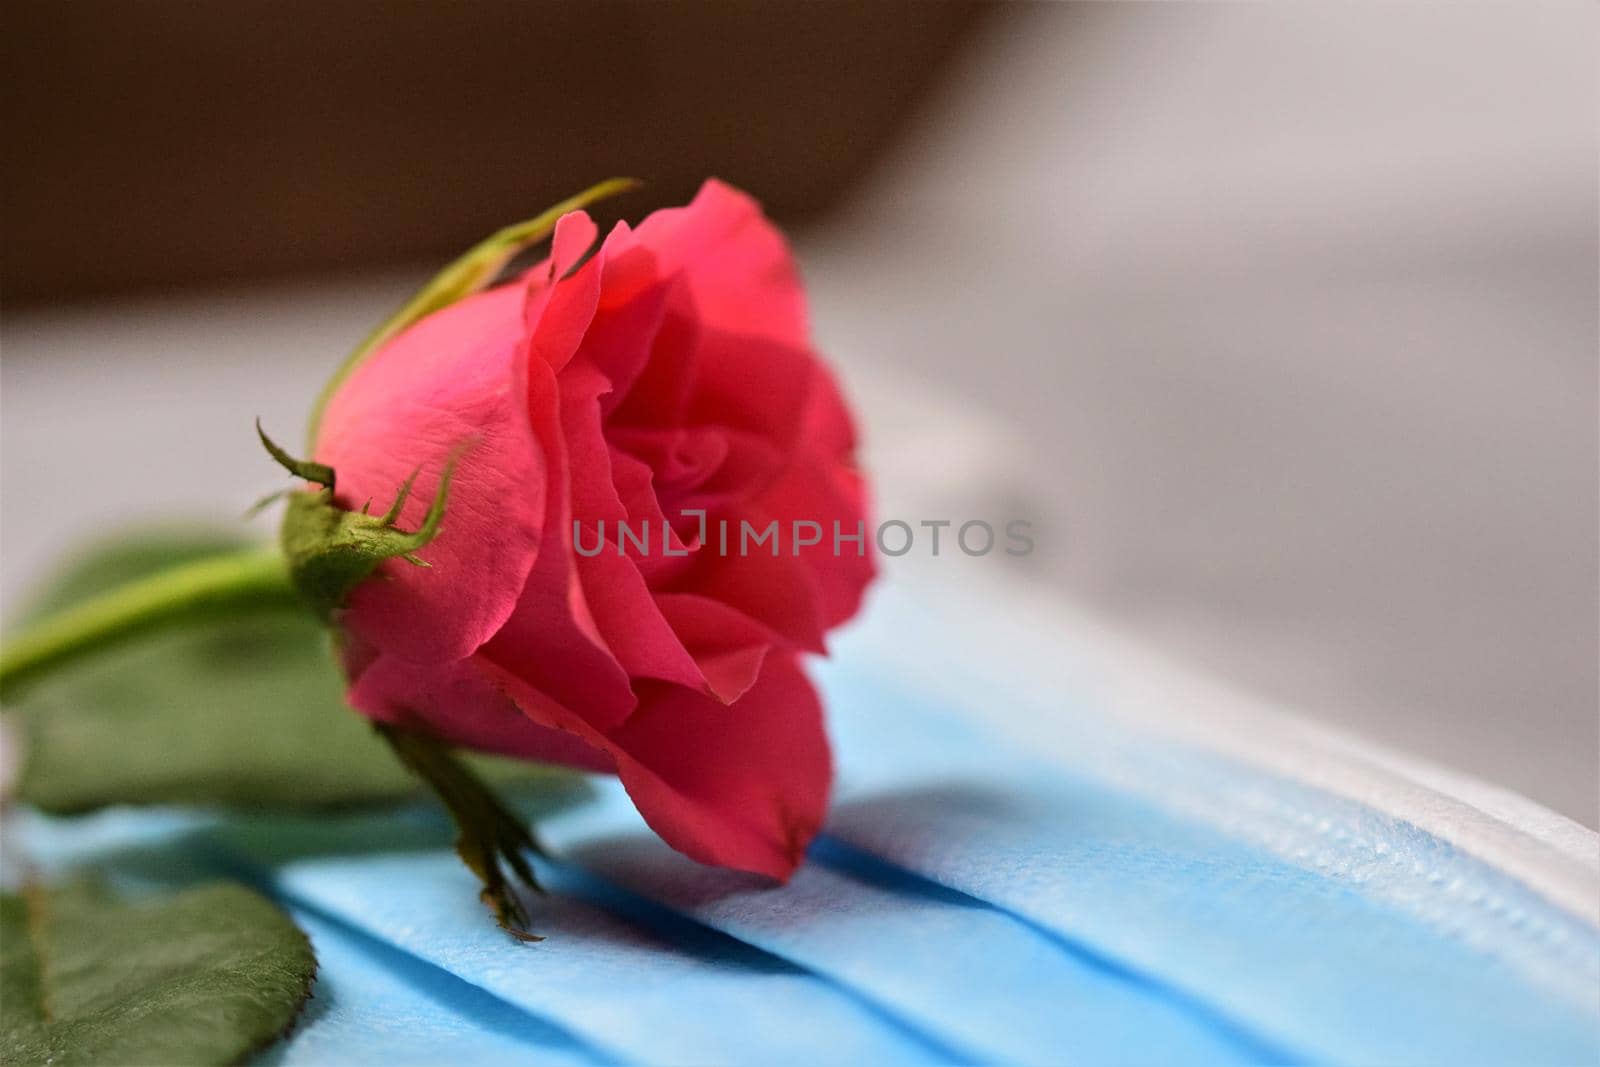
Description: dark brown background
xmin=2 ymin=0 xmax=987 ymax=305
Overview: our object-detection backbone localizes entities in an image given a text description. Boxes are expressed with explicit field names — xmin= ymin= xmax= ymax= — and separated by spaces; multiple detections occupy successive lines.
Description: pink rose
xmin=313 ymin=180 xmax=874 ymax=879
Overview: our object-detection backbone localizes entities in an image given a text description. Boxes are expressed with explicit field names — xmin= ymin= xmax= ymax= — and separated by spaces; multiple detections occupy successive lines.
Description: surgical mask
xmin=10 ymin=574 xmax=1597 ymax=1065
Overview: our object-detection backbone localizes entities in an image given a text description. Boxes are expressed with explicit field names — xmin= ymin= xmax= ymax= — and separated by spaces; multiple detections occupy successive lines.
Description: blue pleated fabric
xmin=9 ymin=588 xmax=1599 ymax=1065
xmin=261 ymin=906 xmax=605 ymax=1067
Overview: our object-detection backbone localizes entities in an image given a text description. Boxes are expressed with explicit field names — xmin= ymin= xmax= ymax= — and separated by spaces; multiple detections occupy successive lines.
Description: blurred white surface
xmin=808 ymin=3 xmax=1599 ymax=826
xmin=2 ymin=4 xmax=1595 ymax=825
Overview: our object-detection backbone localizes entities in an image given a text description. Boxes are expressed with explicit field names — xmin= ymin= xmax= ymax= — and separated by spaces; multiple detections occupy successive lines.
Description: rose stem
xmin=0 ymin=544 xmax=299 ymax=701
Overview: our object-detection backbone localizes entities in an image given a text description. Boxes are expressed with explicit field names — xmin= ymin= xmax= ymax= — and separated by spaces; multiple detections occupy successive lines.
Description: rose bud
xmin=275 ymin=180 xmax=875 ymax=891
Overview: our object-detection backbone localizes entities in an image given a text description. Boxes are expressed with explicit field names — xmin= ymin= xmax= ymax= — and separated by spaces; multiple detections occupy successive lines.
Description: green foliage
xmin=0 ymin=880 xmax=315 ymax=1066
xmin=6 ymin=531 xmax=572 ymax=813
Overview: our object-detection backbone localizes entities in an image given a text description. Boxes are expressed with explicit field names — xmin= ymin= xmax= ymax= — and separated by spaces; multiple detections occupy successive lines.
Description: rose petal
xmin=485 ymin=351 xmax=637 ymax=732
xmin=683 ymin=327 xmax=816 ymax=445
xmin=753 ymin=362 xmax=876 ymax=630
xmin=317 ymin=283 xmax=545 ymax=664
xmin=558 ymin=336 xmax=713 ymax=699
xmin=632 ymin=179 xmax=808 ymax=348
xmin=571 ymin=549 xmax=711 ymax=696
xmin=483 ymin=653 xmax=831 ymax=881
xmin=523 ymin=212 xmax=602 ymax=374
xmin=669 ymin=542 xmax=828 ymax=654
xmin=652 ymin=592 xmax=776 ymax=702
xmin=608 ymin=286 xmax=701 ymax=430
xmin=630 ymin=180 xmax=816 ymax=444
xmin=346 ymin=650 xmax=613 ymax=772
xmin=583 ymin=223 xmax=671 ymax=410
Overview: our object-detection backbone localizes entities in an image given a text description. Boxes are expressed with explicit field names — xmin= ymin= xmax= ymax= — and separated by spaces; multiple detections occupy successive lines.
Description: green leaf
xmin=6 ymin=531 xmax=578 ymax=813
xmin=1 ymin=879 xmax=315 ymax=1066
xmin=303 ymin=176 xmax=639 ymax=445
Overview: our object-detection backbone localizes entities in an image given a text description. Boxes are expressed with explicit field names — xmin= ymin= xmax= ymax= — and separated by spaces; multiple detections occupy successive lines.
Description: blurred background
xmin=3 ymin=2 xmax=1595 ymax=825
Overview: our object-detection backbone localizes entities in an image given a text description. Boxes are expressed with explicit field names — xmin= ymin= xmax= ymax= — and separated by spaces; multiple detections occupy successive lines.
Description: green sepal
xmin=258 ymin=425 xmax=454 ymax=620
xmin=376 ymin=723 xmax=547 ymax=942
xmin=257 ymin=418 xmax=335 ymax=491
xmin=304 ymin=176 xmax=640 ymax=446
